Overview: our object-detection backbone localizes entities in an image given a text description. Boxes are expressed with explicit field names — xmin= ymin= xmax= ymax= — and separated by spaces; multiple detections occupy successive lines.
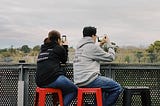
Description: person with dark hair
xmin=73 ymin=26 xmax=123 ymax=106
xmin=36 ymin=30 xmax=77 ymax=106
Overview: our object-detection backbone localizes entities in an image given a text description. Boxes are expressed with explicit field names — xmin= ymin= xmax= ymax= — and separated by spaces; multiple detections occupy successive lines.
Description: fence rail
xmin=0 ymin=63 xmax=160 ymax=106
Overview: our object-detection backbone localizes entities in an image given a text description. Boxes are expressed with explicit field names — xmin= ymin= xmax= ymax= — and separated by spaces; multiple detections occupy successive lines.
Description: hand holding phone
xmin=62 ymin=35 xmax=66 ymax=43
xmin=99 ymin=34 xmax=110 ymax=46
xmin=62 ymin=35 xmax=68 ymax=45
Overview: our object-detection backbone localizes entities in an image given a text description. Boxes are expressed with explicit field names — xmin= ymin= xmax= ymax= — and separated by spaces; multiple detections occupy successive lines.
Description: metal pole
xmin=17 ymin=64 xmax=24 ymax=106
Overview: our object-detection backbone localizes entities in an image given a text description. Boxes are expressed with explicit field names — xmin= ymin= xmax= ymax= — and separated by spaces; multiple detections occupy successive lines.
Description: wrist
xmin=99 ymin=42 xmax=104 ymax=46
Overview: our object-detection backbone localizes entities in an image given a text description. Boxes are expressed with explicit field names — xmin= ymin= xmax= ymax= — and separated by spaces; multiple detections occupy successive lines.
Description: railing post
xmin=105 ymin=64 xmax=112 ymax=78
xmin=111 ymin=64 xmax=115 ymax=80
xmin=17 ymin=60 xmax=25 ymax=106
xmin=17 ymin=64 xmax=24 ymax=106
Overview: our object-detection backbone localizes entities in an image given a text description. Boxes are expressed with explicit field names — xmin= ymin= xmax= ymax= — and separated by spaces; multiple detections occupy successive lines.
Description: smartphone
xmin=98 ymin=36 xmax=106 ymax=42
xmin=62 ymin=35 xmax=66 ymax=42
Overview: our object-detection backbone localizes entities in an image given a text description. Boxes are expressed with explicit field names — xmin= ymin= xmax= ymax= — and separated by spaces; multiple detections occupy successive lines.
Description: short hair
xmin=48 ymin=30 xmax=61 ymax=42
xmin=83 ymin=26 xmax=97 ymax=37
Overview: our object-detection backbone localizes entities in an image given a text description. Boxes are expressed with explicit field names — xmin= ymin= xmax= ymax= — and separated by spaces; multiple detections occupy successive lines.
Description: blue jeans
xmin=43 ymin=75 xmax=78 ymax=106
xmin=81 ymin=76 xmax=123 ymax=106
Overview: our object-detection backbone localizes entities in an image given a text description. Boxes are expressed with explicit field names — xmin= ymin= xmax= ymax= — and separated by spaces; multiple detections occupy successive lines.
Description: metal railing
xmin=0 ymin=63 xmax=160 ymax=106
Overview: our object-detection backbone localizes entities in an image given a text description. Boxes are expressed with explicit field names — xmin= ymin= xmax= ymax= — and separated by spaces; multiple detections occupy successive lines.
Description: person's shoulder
xmin=89 ymin=43 xmax=103 ymax=52
xmin=88 ymin=43 xmax=99 ymax=48
xmin=54 ymin=44 xmax=63 ymax=50
xmin=84 ymin=43 xmax=98 ymax=51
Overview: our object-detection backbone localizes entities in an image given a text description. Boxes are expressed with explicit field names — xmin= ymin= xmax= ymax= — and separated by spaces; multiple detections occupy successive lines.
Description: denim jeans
xmin=43 ymin=75 xmax=78 ymax=106
xmin=81 ymin=76 xmax=123 ymax=106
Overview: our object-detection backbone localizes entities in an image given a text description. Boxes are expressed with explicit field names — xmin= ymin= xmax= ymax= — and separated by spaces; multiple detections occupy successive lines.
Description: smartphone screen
xmin=62 ymin=35 xmax=66 ymax=42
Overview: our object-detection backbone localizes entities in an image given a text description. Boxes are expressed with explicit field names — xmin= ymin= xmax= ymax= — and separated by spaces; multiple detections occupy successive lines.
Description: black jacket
xmin=35 ymin=42 xmax=68 ymax=87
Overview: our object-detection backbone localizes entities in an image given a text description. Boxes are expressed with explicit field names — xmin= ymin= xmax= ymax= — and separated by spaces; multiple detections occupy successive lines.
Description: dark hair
xmin=44 ymin=37 xmax=51 ymax=44
xmin=44 ymin=30 xmax=61 ymax=44
xmin=83 ymin=26 xmax=97 ymax=37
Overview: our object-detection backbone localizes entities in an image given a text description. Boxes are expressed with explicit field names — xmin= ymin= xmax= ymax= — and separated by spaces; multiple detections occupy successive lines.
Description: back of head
xmin=83 ymin=26 xmax=97 ymax=37
xmin=48 ymin=30 xmax=61 ymax=42
xmin=44 ymin=30 xmax=61 ymax=44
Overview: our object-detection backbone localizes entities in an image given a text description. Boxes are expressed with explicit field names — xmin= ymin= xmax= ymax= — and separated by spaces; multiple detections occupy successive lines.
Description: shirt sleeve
xmin=55 ymin=45 xmax=68 ymax=64
xmin=89 ymin=44 xmax=115 ymax=62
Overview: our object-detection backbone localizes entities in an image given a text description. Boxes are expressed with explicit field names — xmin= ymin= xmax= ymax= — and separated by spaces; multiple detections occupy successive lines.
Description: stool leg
xmin=34 ymin=92 xmax=39 ymax=106
xmin=77 ymin=90 xmax=83 ymax=106
xmin=39 ymin=91 xmax=46 ymax=106
xmin=96 ymin=90 xmax=103 ymax=106
xmin=141 ymin=90 xmax=151 ymax=106
xmin=58 ymin=92 xmax=64 ymax=106
xmin=52 ymin=93 xmax=58 ymax=105
xmin=123 ymin=89 xmax=132 ymax=106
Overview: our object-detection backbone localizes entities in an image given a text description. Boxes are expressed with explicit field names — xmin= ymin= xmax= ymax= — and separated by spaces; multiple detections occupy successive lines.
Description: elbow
xmin=108 ymin=51 xmax=115 ymax=61
xmin=112 ymin=55 xmax=115 ymax=60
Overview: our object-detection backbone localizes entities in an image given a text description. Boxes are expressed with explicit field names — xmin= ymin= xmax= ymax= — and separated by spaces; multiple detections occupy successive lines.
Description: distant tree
xmin=135 ymin=51 xmax=143 ymax=63
xmin=146 ymin=44 xmax=154 ymax=53
xmin=146 ymin=40 xmax=160 ymax=63
xmin=33 ymin=45 xmax=40 ymax=51
xmin=147 ymin=53 xmax=156 ymax=63
xmin=21 ymin=45 xmax=30 ymax=53
xmin=124 ymin=56 xmax=130 ymax=63
xmin=154 ymin=40 xmax=160 ymax=53
xmin=0 ymin=48 xmax=7 ymax=53
xmin=69 ymin=46 xmax=74 ymax=49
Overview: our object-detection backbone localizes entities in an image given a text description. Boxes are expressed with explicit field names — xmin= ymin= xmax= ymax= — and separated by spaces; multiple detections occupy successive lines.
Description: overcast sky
xmin=0 ymin=0 xmax=160 ymax=48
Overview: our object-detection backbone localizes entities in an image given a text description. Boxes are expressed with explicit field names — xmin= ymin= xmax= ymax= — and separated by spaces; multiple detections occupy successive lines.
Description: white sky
xmin=0 ymin=0 xmax=160 ymax=48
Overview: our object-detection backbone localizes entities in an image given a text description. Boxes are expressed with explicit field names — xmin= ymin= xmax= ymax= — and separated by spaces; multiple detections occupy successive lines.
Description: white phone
xmin=62 ymin=35 xmax=67 ymax=42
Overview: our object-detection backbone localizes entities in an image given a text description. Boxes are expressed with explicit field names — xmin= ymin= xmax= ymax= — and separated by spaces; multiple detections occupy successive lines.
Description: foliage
xmin=135 ymin=51 xmax=143 ymax=63
xmin=0 ymin=41 xmax=160 ymax=63
xmin=146 ymin=40 xmax=160 ymax=63
xmin=21 ymin=45 xmax=30 ymax=53
xmin=124 ymin=56 xmax=130 ymax=63
xmin=33 ymin=45 xmax=40 ymax=51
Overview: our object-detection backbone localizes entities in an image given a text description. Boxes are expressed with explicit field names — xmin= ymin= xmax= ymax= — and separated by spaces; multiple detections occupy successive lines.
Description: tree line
xmin=0 ymin=40 xmax=160 ymax=63
xmin=116 ymin=40 xmax=160 ymax=63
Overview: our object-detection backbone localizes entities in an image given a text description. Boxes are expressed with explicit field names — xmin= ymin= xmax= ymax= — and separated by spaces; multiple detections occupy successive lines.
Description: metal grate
xmin=28 ymin=69 xmax=37 ymax=106
xmin=0 ymin=67 xmax=19 ymax=106
xmin=115 ymin=68 xmax=160 ymax=106
xmin=0 ymin=63 xmax=160 ymax=106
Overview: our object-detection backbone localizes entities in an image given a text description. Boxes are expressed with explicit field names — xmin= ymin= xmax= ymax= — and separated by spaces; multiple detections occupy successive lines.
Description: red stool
xmin=34 ymin=87 xmax=63 ymax=106
xmin=77 ymin=88 xmax=103 ymax=106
